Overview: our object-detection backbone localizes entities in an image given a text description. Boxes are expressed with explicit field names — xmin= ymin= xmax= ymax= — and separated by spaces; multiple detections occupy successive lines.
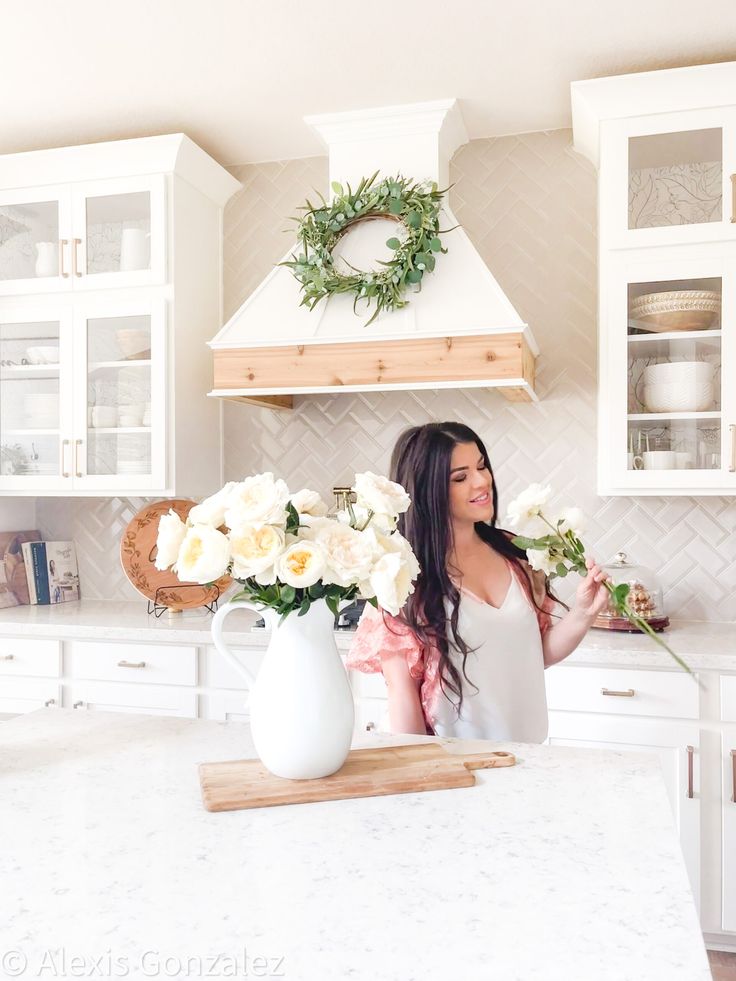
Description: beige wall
xmin=37 ymin=131 xmax=736 ymax=620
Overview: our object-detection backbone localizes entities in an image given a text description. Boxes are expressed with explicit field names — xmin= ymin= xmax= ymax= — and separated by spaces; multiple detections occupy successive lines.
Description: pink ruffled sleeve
xmin=345 ymin=604 xmax=425 ymax=681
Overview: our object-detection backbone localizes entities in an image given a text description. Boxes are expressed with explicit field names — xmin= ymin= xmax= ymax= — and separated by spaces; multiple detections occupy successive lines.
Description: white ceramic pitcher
xmin=211 ymin=597 xmax=355 ymax=779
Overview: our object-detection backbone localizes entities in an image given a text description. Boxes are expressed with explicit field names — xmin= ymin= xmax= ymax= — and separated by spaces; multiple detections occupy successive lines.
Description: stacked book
xmin=21 ymin=541 xmax=80 ymax=605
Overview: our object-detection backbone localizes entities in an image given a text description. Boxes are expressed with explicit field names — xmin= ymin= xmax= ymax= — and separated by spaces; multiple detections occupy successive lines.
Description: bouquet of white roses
xmin=505 ymin=483 xmax=695 ymax=679
xmin=154 ymin=471 xmax=420 ymax=619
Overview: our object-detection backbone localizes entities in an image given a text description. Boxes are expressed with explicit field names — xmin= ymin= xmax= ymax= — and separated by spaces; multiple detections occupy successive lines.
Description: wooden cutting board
xmin=199 ymin=742 xmax=516 ymax=812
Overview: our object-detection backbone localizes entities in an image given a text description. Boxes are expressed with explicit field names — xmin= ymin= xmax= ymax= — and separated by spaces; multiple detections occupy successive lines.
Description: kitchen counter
xmin=0 ymin=599 xmax=733 ymax=670
xmin=2 ymin=709 xmax=710 ymax=980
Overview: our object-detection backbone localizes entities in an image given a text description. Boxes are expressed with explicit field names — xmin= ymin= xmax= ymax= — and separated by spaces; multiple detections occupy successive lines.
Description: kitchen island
xmin=2 ymin=709 xmax=710 ymax=980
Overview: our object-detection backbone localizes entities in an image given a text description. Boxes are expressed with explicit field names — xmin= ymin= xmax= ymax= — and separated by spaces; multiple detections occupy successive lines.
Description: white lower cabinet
xmin=64 ymin=679 xmax=197 ymax=718
xmin=722 ymin=733 xmax=736 ymax=931
xmin=0 ymin=676 xmax=60 ymax=718
xmin=547 ymin=710 xmax=701 ymax=911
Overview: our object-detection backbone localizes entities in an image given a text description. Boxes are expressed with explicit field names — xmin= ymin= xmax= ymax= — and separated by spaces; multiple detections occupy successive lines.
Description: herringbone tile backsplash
xmin=36 ymin=131 xmax=736 ymax=620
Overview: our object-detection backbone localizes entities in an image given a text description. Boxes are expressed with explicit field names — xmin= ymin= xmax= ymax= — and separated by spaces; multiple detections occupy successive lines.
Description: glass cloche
xmin=593 ymin=551 xmax=670 ymax=632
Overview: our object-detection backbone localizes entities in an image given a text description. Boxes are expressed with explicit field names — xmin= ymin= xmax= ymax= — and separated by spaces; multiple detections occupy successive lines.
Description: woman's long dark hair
xmin=389 ymin=421 xmax=564 ymax=717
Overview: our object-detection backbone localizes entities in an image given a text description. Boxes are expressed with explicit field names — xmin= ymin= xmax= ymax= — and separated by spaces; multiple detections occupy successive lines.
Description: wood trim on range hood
xmin=209 ymin=100 xmax=540 ymax=409
xmin=213 ymin=330 xmax=537 ymax=410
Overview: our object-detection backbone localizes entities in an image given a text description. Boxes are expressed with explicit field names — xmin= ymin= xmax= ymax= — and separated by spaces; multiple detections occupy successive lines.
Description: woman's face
xmin=448 ymin=441 xmax=493 ymax=525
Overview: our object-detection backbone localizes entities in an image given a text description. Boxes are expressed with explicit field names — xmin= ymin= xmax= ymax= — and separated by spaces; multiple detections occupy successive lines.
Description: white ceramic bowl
xmin=643 ymin=381 xmax=715 ymax=413
xmin=643 ymin=361 xmax=715 ymax=386
xmin=26 ymin=345 xmax=59 ymax=364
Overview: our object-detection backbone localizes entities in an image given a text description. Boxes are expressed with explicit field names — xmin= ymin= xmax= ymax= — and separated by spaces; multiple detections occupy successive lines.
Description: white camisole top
xmin=431 ymin=566 xmax=549 ymax=742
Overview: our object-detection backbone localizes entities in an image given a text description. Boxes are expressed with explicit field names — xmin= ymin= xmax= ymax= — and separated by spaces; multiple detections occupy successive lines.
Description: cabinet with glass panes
xmin=0 ymin=135 xmax=241 ymax=497
xmin=573 ymin=62 xmax=736 ymax=495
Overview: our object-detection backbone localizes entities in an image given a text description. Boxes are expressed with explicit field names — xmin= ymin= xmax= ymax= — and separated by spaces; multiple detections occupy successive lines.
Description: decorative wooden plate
xmin=120 ymin=499 xmax=231 ymax=611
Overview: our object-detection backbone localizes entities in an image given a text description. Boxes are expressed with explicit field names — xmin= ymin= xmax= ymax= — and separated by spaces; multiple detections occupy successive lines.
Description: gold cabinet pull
xmin=731 ymin=749 xmax=736 ymax=804
xmin=600 ymin=687 xmax=635 ymax=697
xmin=730 ymin=424 xmax=736 ymax=473
xmin=686 ymin=745 xmax=694 ymax=799
xmin=117 ymin=660 xmax=146 ymax=669
xmin=365 ymin=721 xmax=376 ymax=731
xmin=0 ymin=653 xmax=14 ymax=661
xmin=72 ymin=700 xmax=84 ymax=709
xmin=61 ymin=438 xmax=70 ymax=478
xmin=59 ymin=238 xmax=69 ymax=278
xmin=72 ymin=238 xmax=82 ymax=278
xmin=74 ymin=438 xmax=83 ymax=478
xmin=44 ymin=698 xmax=55 ymax=707
xmin=731 ymin=174 xmax=736 ymax=223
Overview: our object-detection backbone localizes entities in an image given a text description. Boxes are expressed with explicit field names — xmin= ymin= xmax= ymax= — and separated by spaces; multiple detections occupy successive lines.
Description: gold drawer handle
xmin=731 ymin=174 xmax=736 ymax=223
xmin=731 ymin=749 xmax=736 ymax=804
xmin=73 ymin=700 xmax=84 ymax=709
xmin=686 ymin=745 xmax=694 ymax=799
xmin=600 ymin=687 xmax=635 ymax=697
xmin=117 ymin=659 xmax=146 ymax=669
xmin=44 ymin=698 xmax=55 ymax=707
xmin=1 ymin=654 xmax=14 ymax=661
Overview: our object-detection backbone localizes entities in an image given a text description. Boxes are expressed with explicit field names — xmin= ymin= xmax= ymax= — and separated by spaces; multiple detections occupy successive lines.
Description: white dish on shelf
xmin=643 ymin=381 xmax=715 ymax=413
xmin=25 ymin=346 xmax=59 ymax=364
xmin=643 ymin=361 xmax=716 ymax=386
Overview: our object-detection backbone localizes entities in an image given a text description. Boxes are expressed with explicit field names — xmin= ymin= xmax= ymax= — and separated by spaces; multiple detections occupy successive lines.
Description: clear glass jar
xmin=593 ymin=550 xmax=669 ymax=631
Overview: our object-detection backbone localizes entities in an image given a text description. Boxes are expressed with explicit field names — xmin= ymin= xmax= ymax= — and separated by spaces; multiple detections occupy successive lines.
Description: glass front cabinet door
xmin=0 ymin=176 xmax=165 ymax=296
xmin=600 ymin=248 xmax=736 ymax=495
xmin=600 ymin=107 xmax=736 ymax=250
xmin=0 ymin=299 xmax=166 ymax=493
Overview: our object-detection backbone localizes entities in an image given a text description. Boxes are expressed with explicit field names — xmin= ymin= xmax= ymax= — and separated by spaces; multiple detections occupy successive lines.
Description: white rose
xmin=224 ymin=473 xmax=290 ymax=530
xmin=302 ymin=517 xmax=376 ymax=587
xmin=174 ymin=525 xmax=231 ymax=583
xmin=504 ymin=483 xmax=553 ymax=537
xmin=367 ymin=551 xmax=416 ymax=616
xmin=188 ymin=482 xmax=238 ymax=527
xmin=230 ymin=524 xmax=285 ymax=580
xmin=526 ymin=548 xmax=557 ymax=576
xmin=353 ymin=471 xmax=411 ymax=519
xmin=276 ymin=540 xmax=326 ymax=588
xmin=553 ymin=506 xmax=587 ymax=537
xmin=154 ymin=509 xmax=187 ymax=571
xmin=290 ymin=489 xmax=328 ymax=518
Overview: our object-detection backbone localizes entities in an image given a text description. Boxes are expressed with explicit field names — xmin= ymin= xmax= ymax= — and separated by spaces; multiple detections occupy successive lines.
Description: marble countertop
xmin=2 ymin=709 xmax=710 ymax=981
xmin=0 ymin=599 xmax=733 ymax=670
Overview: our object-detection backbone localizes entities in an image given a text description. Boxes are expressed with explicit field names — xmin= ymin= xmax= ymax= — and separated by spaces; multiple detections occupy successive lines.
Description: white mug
xmin=120 ymin=228 xmax=151 ymax=272
xmin=627 ymin=452 xmax=642 ymax=470
xmin=674 ymin=451 xmax=694 ymax=469
xmin=638 ymin=450 xmax=676 ymax=470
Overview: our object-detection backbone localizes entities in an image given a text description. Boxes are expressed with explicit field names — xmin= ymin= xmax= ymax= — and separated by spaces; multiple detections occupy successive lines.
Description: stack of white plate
xmin=642 ymin=361 xmax=716 ymax=412
xmin=117 ymin=460 xmax=150 ymax=475
xmin=23 ymin=393 xmax=58 ymax=428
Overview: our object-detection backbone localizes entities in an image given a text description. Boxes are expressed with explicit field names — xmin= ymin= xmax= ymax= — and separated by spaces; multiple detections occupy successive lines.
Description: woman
xmin=347 ymin=422 xmax=610 ymax=741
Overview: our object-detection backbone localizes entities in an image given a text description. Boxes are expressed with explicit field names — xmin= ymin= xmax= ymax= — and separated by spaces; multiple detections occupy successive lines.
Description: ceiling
xmin=4 ymin=0 xmax=736 ymax=167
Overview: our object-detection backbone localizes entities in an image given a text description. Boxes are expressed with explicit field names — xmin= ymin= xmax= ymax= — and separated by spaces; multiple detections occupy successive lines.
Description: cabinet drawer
xmin=0 ymin=637 xmax=60 ymax=678
xmin=204 ymin=690 xmax=251 ymax=723
xmin=349 ymin=668 xmax=388 ymax=699
xmin=203 ymin=645 xmax=264 ymax=690
xmin=66 ymin=680 xmax=197 ymax=718
xmin=65 ymin=641 xmax=196 ymax=686
xmin=545 ymin=665 xmax=699 ymax=719
xmin=354 ymin=697 xmax=389 ymax=735
xmin=720 ymin=676 xmax=736 ymax=722
xmin=0 ymin=677 xmax=60 ymax=716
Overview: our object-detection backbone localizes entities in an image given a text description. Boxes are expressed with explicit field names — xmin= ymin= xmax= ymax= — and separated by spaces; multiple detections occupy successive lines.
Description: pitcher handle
xmin=211 ymin=600 xmax=265 ymax=688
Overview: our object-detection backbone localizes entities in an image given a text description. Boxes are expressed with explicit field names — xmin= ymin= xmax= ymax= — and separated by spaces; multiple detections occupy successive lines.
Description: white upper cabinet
xmin=572 ymin=62 xmax=736 ymax=495
xmin=0 ymin=135 xmax=241 ymax=497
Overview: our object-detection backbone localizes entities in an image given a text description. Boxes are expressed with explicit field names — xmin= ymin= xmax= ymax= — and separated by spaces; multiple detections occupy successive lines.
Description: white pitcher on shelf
xmin=120 ymin=228 xmax=150 ymax=271
xmin=34 ymin=241 xmax=57 ymax=277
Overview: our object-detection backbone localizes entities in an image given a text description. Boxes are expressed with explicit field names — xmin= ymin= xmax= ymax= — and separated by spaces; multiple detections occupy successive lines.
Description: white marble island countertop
xmin=2 ymin=709 xmax=709 ymax=980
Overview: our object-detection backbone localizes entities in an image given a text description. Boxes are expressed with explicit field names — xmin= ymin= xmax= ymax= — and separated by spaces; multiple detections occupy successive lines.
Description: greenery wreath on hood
xmin=283 ymin=171 xmax=452 ymax=326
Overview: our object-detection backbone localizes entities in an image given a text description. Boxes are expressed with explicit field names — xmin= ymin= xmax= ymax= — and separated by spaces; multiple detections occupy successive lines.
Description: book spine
xmin=31 ymin=543 xmax=50 ymax=605
xmin=21 ymin=542 xmax=37 ymax=604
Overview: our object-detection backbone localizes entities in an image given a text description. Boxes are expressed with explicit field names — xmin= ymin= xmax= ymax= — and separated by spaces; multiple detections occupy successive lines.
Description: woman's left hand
xmin=574 ymin=557 xmax=611 ymax=620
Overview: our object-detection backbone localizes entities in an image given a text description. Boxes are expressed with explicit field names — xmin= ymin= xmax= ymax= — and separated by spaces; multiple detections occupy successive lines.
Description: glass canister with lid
xmin=592 ymin=551 xmax=670 ymax=632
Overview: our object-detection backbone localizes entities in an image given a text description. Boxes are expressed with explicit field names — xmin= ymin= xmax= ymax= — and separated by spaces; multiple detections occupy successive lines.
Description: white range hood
xmin=209 ymin=99 xmax=539 ymax=409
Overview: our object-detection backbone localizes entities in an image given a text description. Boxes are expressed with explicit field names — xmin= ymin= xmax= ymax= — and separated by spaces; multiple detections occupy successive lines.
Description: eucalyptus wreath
xmin=283 ymin=171 xmax=451 ymax=325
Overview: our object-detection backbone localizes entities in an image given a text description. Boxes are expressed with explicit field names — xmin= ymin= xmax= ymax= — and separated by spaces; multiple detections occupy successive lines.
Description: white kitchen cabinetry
xmin=572 ymin=63 xmax=736 ymax=495
xmin=0 ymin=134 xmax=241 ymax=497
xmin=720 ymin=676 xmax=736 ymax=932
